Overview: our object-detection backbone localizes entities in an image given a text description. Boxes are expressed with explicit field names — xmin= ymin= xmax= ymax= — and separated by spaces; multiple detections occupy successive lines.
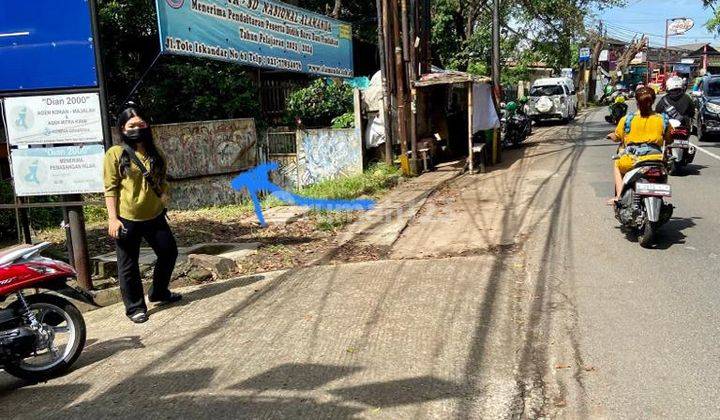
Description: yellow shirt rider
xmin=608 ymin=87 xmax=671 ymax=203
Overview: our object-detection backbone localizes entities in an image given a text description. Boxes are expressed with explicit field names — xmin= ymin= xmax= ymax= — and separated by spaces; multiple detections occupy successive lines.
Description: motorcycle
xmin=663 ymin=112 xmax=697 ymax=176
xmin=613 ymin=143 xmax=675 ymax=248
xmin=0 ymin=242 xmax=95 ymax=381
xmin=501 ymin=102 xmax=529 ymax=147
xmin=605 ymin=102 xmax=628 ymax=125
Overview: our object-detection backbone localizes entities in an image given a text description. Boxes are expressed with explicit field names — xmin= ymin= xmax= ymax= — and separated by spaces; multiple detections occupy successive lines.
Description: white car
xmin=526 ymin=77 xmax=578 ymax=124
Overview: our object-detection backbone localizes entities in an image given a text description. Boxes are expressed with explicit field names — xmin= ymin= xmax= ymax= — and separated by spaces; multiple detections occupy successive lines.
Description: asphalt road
xmin=521 ymin=103 xmax=720 ymax=418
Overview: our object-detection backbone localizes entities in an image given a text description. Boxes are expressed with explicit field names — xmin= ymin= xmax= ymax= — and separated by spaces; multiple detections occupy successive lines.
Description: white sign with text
xmin=3 ymin=93 xmax=103 ymax=146
xmin=10 ymin=145 xmax=105 ymax=196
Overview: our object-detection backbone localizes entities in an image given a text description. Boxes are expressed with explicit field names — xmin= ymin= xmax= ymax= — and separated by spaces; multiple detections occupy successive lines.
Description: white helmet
xmin=666 ymin=76 xmax=684 ymax=91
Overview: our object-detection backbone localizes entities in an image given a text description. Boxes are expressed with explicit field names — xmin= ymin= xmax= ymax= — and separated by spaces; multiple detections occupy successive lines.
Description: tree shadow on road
xmin=1 ymin=363 xmax=465 ymax=419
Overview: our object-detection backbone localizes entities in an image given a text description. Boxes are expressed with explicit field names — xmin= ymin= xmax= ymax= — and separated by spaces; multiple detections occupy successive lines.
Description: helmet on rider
xmin=506 ymin=101 xmax=518 ymax=112
xmin=518 ymin=96 xmax=529 ymax=104
xmin=666 ymin=76 xmax=685 ymax=99
xmin=614 ymin=96 xmax=626 ymax=104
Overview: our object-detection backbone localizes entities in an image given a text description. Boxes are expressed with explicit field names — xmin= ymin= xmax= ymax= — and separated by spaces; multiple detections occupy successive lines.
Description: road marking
xmin=0 ymin=31 xmax=30 ymax=38
xmin=691 ymin=142 xmax=720 ymax=161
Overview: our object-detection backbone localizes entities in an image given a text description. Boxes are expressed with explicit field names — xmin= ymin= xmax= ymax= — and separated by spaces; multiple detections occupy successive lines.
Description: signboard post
xmin=155 ymin=0 xmax=354 ymax=77
xmin=579 ymin=47 xmax=591 ymax=63
xmin=0 ymin=0 xmax=109 ymax=290
xmin=664 ymin=17 xmax=695 ymax=74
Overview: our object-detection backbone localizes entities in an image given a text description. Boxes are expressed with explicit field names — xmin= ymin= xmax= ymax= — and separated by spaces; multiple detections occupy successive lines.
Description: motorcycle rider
xmin=655 ymin=76 xmax=695 ymax=126
xmin=607 ymin=87 xmax=671 ymax=204
xmin=606 ymin=95 xmax=628 ymax=124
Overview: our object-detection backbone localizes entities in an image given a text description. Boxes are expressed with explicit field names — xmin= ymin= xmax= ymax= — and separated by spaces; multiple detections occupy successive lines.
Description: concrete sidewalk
xmin=317 ymin=162 xmax=462 ymax=263
xmin=0 ymin=256 xmax=527 ymax=419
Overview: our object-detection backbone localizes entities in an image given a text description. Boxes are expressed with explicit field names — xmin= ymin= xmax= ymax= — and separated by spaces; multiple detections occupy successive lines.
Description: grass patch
xmin=298 ymin=163 xmax=401 ymax=200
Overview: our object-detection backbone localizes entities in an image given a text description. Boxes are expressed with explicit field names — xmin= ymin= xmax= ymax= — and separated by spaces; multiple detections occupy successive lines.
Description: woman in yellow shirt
xmin=104 ymin=106 xmax=181 ymax=323
xmin=607 ymin=87 xmax=671 ymax=204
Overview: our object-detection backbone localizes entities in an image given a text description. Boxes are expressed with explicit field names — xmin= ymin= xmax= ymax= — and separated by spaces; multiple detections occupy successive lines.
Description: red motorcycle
xmin=0 ymin=242 xmax=95 ymax=381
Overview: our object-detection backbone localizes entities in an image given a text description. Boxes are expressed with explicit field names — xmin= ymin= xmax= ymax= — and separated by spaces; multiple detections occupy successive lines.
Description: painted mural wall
xmin=151 ymin=119 xmax=258 ymax=179
xmin=169 ymin=174 xmax=248 ymax=210
xmin=296 ymin=128 xmax=362 ymax=187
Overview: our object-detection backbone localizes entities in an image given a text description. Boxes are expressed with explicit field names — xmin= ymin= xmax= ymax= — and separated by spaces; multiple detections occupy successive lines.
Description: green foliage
xmin=431 ymin=0 xmax=624 ymax=76
xmin=0 ymin=180 xmax=69 ymax=241
xmin=331 ymin=112 xmax=356 ymax=128
xmin=285 ymin=79 xmax=353 ymax=127
xmin=84 ymin=205 xmax=109 ymax=225
xmin=704 ymin=1 xmax=720 ymax=33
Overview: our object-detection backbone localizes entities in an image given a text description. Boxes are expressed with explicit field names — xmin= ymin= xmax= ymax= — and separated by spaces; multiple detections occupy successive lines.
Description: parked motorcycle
xmin=605 ymin=97 xmax=629 ymax=125
xmin=613 ymin=144 xmax=674 ymax=248
xmin=501 ymin=101 xmax=530 ymax=147
xmin=0 ymin=242 xmax=95 ymax=381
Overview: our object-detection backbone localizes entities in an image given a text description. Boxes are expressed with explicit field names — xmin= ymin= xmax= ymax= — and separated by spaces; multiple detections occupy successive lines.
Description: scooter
xmin=613 ymin=143 xmax=675 ymax=248
xmin=0 ymin=242 xmax=95 ymax=381
xmin=605 ymin=101 xmax=628 ymax=125
xmin=663 ymin=113 xmax=696 ymax=176
xmin=501 ymin=102 xmax=529 ymax=147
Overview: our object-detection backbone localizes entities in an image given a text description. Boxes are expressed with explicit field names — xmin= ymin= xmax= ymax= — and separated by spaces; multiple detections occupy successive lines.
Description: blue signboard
xmin=156 ymin=0 xmax=354 ymax=77
xmin=579 ymin=47 xmax=591 ymax=63
xmin=0 ymin=0 xmax=98 ymax=92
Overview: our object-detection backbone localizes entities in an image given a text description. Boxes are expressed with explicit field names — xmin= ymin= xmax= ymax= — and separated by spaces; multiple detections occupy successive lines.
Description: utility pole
xmin=376 ymin=0 xmax=394 ymax=165
xmin=588 ymin=20 xmax=604 ymax=104
xmin=664 ymin=18 xmax=669 ymax=74
xmin=491 ymin=0 xmax=501 ymax=100
xmin=391 ymin=0 xmax=410 ymax=175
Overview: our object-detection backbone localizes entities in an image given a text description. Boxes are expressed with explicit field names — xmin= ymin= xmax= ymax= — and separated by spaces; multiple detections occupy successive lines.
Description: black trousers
xmin=116 ymin=211 xmax=178 ymax=316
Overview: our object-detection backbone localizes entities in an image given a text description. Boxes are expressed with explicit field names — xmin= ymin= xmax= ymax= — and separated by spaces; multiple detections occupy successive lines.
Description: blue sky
xmin=593 ymin=0 xmax=718 ymax=47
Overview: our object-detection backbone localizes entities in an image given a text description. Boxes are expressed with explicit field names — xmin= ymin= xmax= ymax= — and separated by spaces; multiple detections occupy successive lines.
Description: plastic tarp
xmin=362 ymin=71 xmax=384 ymax=113
xmin=472 ymin=83 xmax=500 ymax=133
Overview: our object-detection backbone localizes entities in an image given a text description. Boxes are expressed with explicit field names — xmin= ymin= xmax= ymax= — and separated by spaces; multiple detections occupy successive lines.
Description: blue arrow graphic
xmin=231 ymin=162 xmax=375 ymax=226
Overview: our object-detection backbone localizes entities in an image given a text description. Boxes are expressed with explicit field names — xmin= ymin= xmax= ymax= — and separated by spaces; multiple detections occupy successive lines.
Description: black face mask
xmin=123 ymin=127 xmax=151 ymax=145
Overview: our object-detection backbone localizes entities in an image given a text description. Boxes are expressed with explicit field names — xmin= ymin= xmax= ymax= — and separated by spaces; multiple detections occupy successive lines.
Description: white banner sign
xmin=3 ymin=93 xmax=103 ymax=146
xmin=10 ymin=145 xmax=105 ymax=196
xmin=668 ymin=18 xmax=694 ymax=36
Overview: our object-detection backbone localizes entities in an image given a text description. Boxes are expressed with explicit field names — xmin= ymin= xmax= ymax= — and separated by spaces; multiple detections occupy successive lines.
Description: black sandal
xmin=150 ymin=292 xmax=182 ymax=306
xmin=129 ymin=311 xmax=149 ymax=324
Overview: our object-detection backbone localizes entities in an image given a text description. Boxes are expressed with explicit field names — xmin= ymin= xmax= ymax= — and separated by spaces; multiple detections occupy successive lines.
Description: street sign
xmin=9 ymin=145 xmax=105 ymax=197
xmin=0 ymin=0 xmax=98 ymax=92
xmin=3 ymin=93 xmax=104 ymax=146
xmin=668 ymin=18 xmax=695 ymax=36
xmin=155 ymin=0 xmax=354 ymax=77
xmin=579 ymin=47 xmax=591 ymax=63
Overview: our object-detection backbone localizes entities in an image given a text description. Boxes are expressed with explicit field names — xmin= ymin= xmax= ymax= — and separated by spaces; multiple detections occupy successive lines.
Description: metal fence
xmin=266 ymin=130 xmax=297 ymax=155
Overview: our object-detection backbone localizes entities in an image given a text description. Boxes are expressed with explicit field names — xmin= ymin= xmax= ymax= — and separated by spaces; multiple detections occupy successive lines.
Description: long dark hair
xmin=116 ymin=107 xmax=166 ymax=179
xmin=636 ymin=87 xmax=657 ymax=118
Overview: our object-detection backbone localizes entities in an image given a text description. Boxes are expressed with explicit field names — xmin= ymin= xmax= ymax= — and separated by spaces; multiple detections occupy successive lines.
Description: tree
xmin=430 ymin=0 xmax=625 ymax=75
xmin=704 ymin=0 xmax=720 ymax=33
xmin=615 ymin=35 xmax=648 ymax=81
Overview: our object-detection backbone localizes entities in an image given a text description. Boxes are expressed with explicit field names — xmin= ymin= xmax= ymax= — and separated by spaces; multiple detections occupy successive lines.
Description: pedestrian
xmin=103 ymin=105 xmax=181 ymax=323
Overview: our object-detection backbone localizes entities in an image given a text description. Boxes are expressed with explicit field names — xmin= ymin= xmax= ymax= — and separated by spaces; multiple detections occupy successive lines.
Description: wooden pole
xmin=391 ymin=0 xmax=410 ymax=175
xmin=468 ymin=82 xmax=474 ymax=173
xmin=376 ymin=0 xmax=394 ymax=166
